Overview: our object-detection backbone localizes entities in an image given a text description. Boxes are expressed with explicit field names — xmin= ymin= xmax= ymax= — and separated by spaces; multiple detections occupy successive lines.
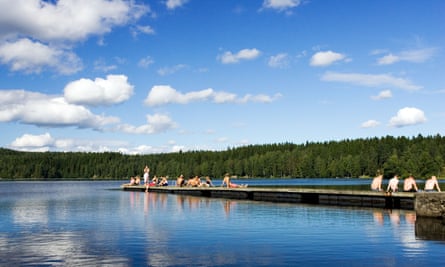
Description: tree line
xmin=0 ymin=134 xmax=444 ymax=180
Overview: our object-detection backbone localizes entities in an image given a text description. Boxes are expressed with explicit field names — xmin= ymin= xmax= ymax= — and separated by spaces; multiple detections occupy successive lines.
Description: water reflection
xmin=1 ymin=181 xmax=444 ymax=266
xmin=415 ymin=217 xmax=445 ymax=241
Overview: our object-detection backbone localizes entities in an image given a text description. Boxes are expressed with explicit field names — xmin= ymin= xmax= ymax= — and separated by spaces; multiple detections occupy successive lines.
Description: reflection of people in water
xmin=373 ymin=210 xmax=384 ymax=225
xmin=405 ymin=212 xmax=416 ymax=224
xmin=223 ymin=200 xmax=236 ymax=217
xmin=388 ymin=210 xmax=400 ymax=226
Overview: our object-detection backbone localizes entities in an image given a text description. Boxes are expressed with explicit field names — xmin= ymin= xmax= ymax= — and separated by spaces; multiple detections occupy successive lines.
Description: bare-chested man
xmin=424 ymin=175 xmax=441 ymax=192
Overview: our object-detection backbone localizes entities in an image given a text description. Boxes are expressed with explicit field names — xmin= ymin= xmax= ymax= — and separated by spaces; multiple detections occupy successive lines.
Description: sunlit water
xmin=0 ymin=180 xmax=444 ymax=266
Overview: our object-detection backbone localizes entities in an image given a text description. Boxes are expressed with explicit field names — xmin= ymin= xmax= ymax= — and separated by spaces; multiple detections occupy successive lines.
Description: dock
xmin=121 ymin=185 xmax=417 ymax=210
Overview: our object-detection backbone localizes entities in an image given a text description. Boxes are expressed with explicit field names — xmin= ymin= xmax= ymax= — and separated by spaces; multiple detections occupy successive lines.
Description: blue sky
xmin=0 ymin=0 xmax=444 ymax=154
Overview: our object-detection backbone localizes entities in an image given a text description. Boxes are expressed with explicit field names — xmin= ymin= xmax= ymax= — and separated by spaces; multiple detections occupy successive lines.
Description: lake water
xmin=0 ymin=179 xmax=444 ymax=266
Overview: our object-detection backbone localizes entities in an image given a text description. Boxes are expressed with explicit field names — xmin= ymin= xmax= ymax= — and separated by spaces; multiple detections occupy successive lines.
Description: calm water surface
xmin=0 ymin=180 xmax=444 ymax=266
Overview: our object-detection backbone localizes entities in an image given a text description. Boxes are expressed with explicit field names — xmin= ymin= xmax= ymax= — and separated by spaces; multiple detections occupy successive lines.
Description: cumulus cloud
xmin=389 ymin=107 xmax=427 ymax=127
xmin=371 ymin=90 xmax=392 ymax=100
xmin=262 ymin=0 xmax=301 ymax=11
xmin=361 ymin=120 xmax=380 ymax=128
xmin=376 ymin=48 xmax=437 ymax=65
xmin=268 ymin=53 xmax=290 ymax=68
xmin=0 ymin=0 xmax=147 ymax=74
xmin=0 ymin=38 xmax=82 ymax=74
xmin=9 ymin=132 xmax=132 ymax=152
xmin=321 ymin=71 xmax=422 ymax=91
xmin=64 ymin=74 xmax=134 ymax=106
xmin=144 ymin=85 xmax=282 ymax=106
xmin=218 ymin=48 xmax=261 ymax=64
xmin=310 ymin=51 xmax=346 ymax=67
xmin=115 ymin=113 xmax=177 ymax=134
xmin=0 ymin=90 xmax=119 ymax=129
xmin=0 ymin=0 xmax=147 ymax=42
xmin=11 ymin=133 xmax=54 ymax=148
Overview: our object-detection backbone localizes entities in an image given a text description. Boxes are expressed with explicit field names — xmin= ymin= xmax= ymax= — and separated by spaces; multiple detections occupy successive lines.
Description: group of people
xmin=127 ymin=166 xmax=248 ymax=189
xmin=176 ymin=175 xmax=215 ymax=187
xmin=371 ymin=174 xmax=441 ymax=193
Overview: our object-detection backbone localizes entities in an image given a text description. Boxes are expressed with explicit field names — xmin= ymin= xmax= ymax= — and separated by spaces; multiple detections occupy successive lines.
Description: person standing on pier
xmin=386 ymin=175 xmax=399 ymax=193
xmin=143 ymin=165 xmax=150 ymax=185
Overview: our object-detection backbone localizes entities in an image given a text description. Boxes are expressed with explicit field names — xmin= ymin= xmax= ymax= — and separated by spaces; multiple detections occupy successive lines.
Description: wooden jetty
xmin=121 ymin=185 xmax=416 ymax=210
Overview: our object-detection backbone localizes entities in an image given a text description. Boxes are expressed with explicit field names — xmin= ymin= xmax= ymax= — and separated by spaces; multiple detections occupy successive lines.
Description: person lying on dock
xmin=221 ymin=174 xmax=247 ymax=188
xmin=403 ymin=175 xmax=418 ymax=192
xmin=186 ymin=176 xmax=202 ymax=187
xmin=386 ymin=175 xmax=399 ymax=193
xmin=134 ymin=176 xmax=141 ymax=185
xmin=424 ymin=175 xmax=441 ymax=192
xmin=125 ymin=176 xmax=136 ymax=186
xmin=371 ymin=174 xmax=383 ymax=191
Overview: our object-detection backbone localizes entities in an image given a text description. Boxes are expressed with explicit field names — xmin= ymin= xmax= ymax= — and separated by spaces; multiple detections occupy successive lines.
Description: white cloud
xmin=310 ymin=50 xmax=346 ymax=67
xmin=0 ymin=0 xmax=147 ymax=42
xmin=262 ymin=0 xmax=301 ymax=11
xmin=11 ymin=133 xmax=54 ymax=148
xmin=371 ymin=90 xmax=392 ymax=100
xmin=64 ymin=74 xmax=134 ymax=106
xmin=218 ymin=48 xmax=261 ymax=64
xmin=0 ymin=0 xmax=147 ymax=74
xmin=138 ymin=56 xmax=155 ymax=68
xmin=157 ymin=64 xmax=188 ymax=76
xmin=144 ymin=85 xmax=282 ymax=106
xmin=131 ymin=25 xmax=155 ymax=37
xmin=166 ymin=0 xmax=189 ymax=10
xmin=376 ymin=48 xmax=437 ymax=65
xmin=361 ymin=120 xmax=380 ymax=128
xmin=321 ymin=71 xmax=422 ymax=91
xmin=268 ymin=53 xmax=290 ymax=68
xmin=0 ymin=90 xmax=119 ymax=129
xmin=115 ymin=113 xmax=177 ymax=134
xmin=389 ymin=107 xmax=427 ymax=127
xmin=0 ymin=38 xmax=82 ymax=74
xmin=93 ymin=59 xmax=117 ymax=72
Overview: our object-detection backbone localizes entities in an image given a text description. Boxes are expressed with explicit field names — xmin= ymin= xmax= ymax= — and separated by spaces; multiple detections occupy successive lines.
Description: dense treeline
xmin=0 ymin=134 xmax=444 ymax=180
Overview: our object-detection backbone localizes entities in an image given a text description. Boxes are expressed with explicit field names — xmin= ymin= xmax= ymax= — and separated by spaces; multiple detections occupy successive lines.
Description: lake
xmin=0 ymin=179 xmax=444 ymax=266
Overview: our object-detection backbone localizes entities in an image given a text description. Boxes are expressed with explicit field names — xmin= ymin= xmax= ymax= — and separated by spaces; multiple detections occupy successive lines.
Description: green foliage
xmin=0 ymin=134 xmax=444 ymax=180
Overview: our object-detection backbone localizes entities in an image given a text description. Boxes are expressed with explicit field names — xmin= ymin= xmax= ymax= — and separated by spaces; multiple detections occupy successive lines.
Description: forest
xmin=0 ymin=134 xmax=444 ymax=181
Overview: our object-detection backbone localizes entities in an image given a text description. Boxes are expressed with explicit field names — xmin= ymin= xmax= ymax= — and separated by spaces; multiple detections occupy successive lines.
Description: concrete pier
xmin=121 ymin=185 xmax=416 ymax=210
xmin=415 ymin=192 xmax=445 ymax=218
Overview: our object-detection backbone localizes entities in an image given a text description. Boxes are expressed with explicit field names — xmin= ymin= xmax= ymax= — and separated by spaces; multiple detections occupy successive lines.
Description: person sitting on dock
xmin=386 ymin=175 xmax=399 ymax=193
xmin=424 ymin=175 xmax=441 ymax=192
xmin=159 ymin=177 xmax=169 ymax=186
xmin=176 ymin=174 xmax=185 ymax=187
xmin=403 ymin=175 xmax=418 ymax=192
xmin=371 ymin=174 xmax=383 ymax=191
xmin=203 ymin=176 xmax=214 ymax=187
